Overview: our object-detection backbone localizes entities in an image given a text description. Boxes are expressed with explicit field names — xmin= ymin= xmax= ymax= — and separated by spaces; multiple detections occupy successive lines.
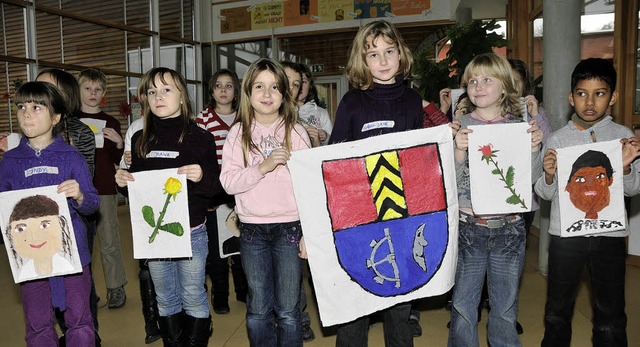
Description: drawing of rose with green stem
xmin=478 ymin=144 xmax=528 ymax=209
xmin=142 ymin=177 xmax=185 ymax=243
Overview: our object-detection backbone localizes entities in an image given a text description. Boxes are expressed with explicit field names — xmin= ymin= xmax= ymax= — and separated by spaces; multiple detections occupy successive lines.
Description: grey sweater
xmin=456 ymin=113 xmax=543 ymax=213
xmin=534 ymin=115 xmax=640 ymax=237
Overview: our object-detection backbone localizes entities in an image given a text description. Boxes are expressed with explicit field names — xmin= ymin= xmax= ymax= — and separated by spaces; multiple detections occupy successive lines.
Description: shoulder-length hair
xmin=207 ymin=69 xmax=240 ymax=111
xmin=346 ymin=20 xmax=413 ymax=90
xmin=136 ymin=67 xmax=193 ymax=157
xmin=14 ymin=81 xmax=67 ymax=138
xmin=299 ymin=63 xmax=320 ymax=104
xmin=235 ymin=58 xmax=298 ymax=166
xmin=461 ymin=53 xmax=522 ymax=118
xmin=508 ymin=59 xmax=534 ymax=97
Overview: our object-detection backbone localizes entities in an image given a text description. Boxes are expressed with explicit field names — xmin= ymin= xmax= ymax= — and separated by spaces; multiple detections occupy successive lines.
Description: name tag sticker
xmin=361 ymin=120 xmax=395 ymax=132
xmin=146 ymin=151 xmax=179 ymax=159
xmin=24 ymin=166 xmax=59 ymax=177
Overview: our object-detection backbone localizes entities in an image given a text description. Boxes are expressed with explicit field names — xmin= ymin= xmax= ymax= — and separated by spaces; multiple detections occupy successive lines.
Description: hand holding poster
xmin=288 ymin=125 xmax=458 ymax=327
xmin=556 ymin=140 xmax=625 ymax=237
xmin=127 ymin=168 xmax=191 ymax=258
xmin=0 ymin=186 xmax=82 ymax=283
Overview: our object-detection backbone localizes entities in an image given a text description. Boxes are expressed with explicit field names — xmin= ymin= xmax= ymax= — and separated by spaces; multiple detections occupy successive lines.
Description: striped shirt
xmin=196 ymin=107 xmax=235 ymax=164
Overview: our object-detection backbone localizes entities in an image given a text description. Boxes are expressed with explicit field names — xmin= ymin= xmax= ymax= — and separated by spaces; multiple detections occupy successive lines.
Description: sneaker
xmin=302 ymin=324 xmax=315 ymax=342
xmin=107 ymin=286 xmax=126 ymax=309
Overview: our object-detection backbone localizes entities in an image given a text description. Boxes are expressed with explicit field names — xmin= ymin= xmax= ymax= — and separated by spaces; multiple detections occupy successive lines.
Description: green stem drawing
xmin=148 ymin=193 xmax=172 ymax=243
xmin=478 ymin=144 xmax=528 ymax=209
xmin=142 ymin=177 xmax=185 ymax=243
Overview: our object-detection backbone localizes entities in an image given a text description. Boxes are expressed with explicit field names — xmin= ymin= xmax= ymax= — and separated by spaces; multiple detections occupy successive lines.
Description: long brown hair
xmin=135 ymin=67 xmax=193 ymax=157
xmin=234 ymin=58 xmax=298 ymax=166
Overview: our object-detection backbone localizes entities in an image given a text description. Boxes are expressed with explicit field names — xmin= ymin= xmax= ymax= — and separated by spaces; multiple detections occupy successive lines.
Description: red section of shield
xmin=398 ymin=144 xmax=446 ymax=214
xmin=322 ymin=158 xmax=377 ymax=231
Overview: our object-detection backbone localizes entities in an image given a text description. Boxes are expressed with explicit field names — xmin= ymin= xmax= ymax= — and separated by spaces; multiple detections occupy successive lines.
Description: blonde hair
xmin=77 ymin=68 xmax=107 ymax=91
xmin=235 ymin=58 xmax=298 ymax=166
xmin=136 ymin=67 xmax=193 ymax=157
xmin=461 ymin=53 xmax=521 ymax=118
xmin=346 ymin=20 xmax=413 ymax=90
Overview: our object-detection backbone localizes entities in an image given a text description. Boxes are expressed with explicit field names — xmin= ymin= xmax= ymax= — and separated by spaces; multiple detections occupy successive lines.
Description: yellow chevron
xmin=365 ymin=151 xmax=407 ymax=220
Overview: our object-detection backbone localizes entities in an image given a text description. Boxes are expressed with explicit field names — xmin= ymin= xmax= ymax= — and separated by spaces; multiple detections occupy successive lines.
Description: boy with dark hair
xmin=78 ymin=68 xmax=128 ymax=309
xmin=535 ymin=58 xmax=640 ymax=346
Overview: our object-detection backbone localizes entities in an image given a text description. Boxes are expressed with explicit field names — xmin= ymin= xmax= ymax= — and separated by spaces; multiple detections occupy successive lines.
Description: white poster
xmin=468 ymin=123 xmax=532 ymax=214
xmin=216 ymin=204 xmax=241 ymax=258
xmin=0 ymin=186 xmax=82 ymax=283
xmin=289 ymin=125 xmax=458 ymax=327
xmin=556 ymin=140 xmax=625 ymax=237
xmin=128 ymin=168 xmax=192 ymax=259
xmin=80 ymin=118 xmax=107 ymax=148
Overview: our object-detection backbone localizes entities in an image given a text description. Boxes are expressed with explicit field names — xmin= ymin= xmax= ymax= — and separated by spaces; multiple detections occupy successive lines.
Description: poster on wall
xmin=556 ymin=140 xmax=625 ymax=237
xmin=0 ymin=186 xmax=82 ymax=283
xmin=467 ymin=123 xmax=532 ymax=215
xmin=216 ymin=204 xmax=241 ymax=258
xmin=127 ymin=168 xmax=192 ymax=259
xmin=288 ymin=125 xmax=458 ymax=326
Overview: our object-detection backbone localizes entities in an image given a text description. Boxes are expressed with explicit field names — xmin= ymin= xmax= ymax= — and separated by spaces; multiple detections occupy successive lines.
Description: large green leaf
xmin=141 ymin=206 xmax=155 ymax=227
xmin=159 ymin=222 xmax=184 ymax=237
xmin=505 ymin=166 xmax=515 ymax=187
xmin=506 ymin=194 xmax=521 ymax=205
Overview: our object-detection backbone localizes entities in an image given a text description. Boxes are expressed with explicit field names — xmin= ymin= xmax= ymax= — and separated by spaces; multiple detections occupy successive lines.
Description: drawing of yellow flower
xmin=164 ymin=177 xmax=182 ymax=195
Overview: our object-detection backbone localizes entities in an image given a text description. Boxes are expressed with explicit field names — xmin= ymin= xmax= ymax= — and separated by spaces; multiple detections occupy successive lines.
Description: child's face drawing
xmin=80 ymin=80 xmax=106 ymax=109
xmin=212 ymin=74 xmax=235 ymax=108
xmin=17 ymin=102 xmax=61 ymax=143
xmin=147 ymin=73 xmax=182 ymax=119
xmin=250 ymin=70 xmax=283 ymax=120
xmin=569 ymin=78 xmax=617 ymax=125
xmin=466 ymin=73 xmax=504 ymax=112
xmin=565 ymin=165 xmax=613 ymax=219
xmin=10 ymin=215 xmax=63 ymax=272
xmin=365 ymin=35 xmax=400 ymax=85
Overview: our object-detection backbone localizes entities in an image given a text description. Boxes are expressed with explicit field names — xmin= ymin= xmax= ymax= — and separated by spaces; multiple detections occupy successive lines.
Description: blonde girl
xmin=220 ymin=58 xmax=310 ymax=347
xmin=115 ymin=67 xmax=220 ymax=346
xmin=449 ymin=53 xmax=543 ymax=346
xmin=0 ymin=81 xmax=99 ymax=346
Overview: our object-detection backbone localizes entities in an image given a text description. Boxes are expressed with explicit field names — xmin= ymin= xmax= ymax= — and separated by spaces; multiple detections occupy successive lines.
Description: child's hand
xmin=178 ymin=164 xmax=203 ymax=182
xmin=543 ymin=149 xmax=557 ymax=184
xmin=103 ymin=127 xmax=124 ymax=149
xmin=115 ymin=169 xmax=135 ymax=187
xmin=318 ymin=129 xmax=328 ymax=142
xmin=449 ymin=121 xmax=461 ymax=138
xmin=299 ymin=236 xmax=308 ymax=259
xmin=58 ymin=179 xmax=84 ymax=205
xmin=524 ymin=95 xmax=540 ymax=117
xmin=304 ymin=125 xmax=320 ymax=148
xmin=124 ymin=150 xmax=132 ymax=166
xmin=455 ymin=128 xmax=472 ymax=152
xmin=439 ymin=88 xmax=452 ymax=113
xmin=259 ymin=148 xmax=291 ymax=175
xmin=621 ymin=137 xmax=640 ymax=174
xmin=527 ymin=120 xmax=543 ymax=151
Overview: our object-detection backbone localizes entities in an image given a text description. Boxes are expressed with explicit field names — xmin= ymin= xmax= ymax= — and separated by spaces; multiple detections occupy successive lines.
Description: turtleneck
xmin=571 ymin=113 xmax=603 ymax=130
xmin=153 ymin=115 xmax=184 ymax=144
xmin=366 ymin=76 xmax=406 ymax=100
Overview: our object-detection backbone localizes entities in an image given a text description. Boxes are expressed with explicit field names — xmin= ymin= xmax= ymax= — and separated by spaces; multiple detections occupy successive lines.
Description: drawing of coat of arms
xmin=322 ymin=143 xmax=449 ymax=297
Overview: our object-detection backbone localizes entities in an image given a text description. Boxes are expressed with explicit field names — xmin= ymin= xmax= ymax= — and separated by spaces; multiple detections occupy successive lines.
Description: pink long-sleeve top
xmin=220 ymin=119 xmax=311 ymax=224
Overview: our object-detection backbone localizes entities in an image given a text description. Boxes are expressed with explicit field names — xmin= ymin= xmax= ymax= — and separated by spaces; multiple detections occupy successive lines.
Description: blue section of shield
xmin=334 ymin=211 xmax=448 ymax=297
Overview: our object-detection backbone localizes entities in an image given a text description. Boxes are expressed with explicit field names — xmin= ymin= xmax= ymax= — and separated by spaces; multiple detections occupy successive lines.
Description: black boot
xmin=140 ymin=262 xmax=162 ymax=344
xmin=230 ymin=255 xmax=248 ymax=303
xmin=184 ymin=315 xmax=213 ymax=347
xmin=159 ymin=312 xmax=185 ymax=347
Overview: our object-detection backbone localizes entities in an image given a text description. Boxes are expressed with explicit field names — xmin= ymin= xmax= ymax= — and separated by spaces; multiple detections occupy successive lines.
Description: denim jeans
xmin=148 ymin=224 xmax=209 ymax=318
xmin=240 ymin=221 xmax=303 ymax=347
xmin=542 ymin=235 xmax=627 ymax=347
xmin=335 ymin=303 xmax=413 ymax=347
xmin=448 ymin=219 xmax=526 ymax=347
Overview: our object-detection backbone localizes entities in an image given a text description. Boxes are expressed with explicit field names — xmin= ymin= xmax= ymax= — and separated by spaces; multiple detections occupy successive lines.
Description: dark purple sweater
xmin=329 ymin=76 xmax=424 ymax=143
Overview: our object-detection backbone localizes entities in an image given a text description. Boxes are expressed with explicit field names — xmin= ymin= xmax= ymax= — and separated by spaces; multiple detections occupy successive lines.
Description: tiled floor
xmin=1 ymin=205 xmax=638 ymax=346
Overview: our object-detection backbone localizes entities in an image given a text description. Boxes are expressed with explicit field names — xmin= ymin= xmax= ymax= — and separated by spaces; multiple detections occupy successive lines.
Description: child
xmin=196 ymin=68 xmax=248 ymax=315
xmin=220 ymin=58 xmax=311 ymax=347
xmin=296 ymin=63 xmax=333 ymax=147
xmin=0 ymin=81 xmax=99 ymax=346
xmin=449 ymin=53 xmax=543 ymax=347
xmin=534 ymin=58 xmax=640 ymax=346
xmin=328 ymin=20 xmax=453 ymax=346
xmin=115 ymin=67 xmax=221 ymax=346
xmin=77 ymin=68 xmax=128 ymax=309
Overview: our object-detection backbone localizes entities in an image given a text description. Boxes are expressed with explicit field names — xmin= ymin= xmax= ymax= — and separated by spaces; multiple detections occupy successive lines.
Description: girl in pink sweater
xmin=220 ymin=58 xmax=310 ymax=346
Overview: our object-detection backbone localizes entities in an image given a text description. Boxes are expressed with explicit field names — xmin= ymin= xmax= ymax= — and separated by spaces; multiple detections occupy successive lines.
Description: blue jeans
xmin=448 ymin=219 xmax=526 ymax=347
xmin=148 ymin=224 xmax=209 ymax=318
xmin=542 ymin=235 xmax=627 ymax=347
xmin=240 ymin=221 xmax=303 ymax=347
